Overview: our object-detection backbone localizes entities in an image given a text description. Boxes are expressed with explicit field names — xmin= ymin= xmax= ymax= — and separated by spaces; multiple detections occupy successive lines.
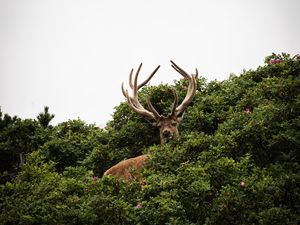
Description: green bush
xmin=1 ymin=53 xmax=300 ymax=224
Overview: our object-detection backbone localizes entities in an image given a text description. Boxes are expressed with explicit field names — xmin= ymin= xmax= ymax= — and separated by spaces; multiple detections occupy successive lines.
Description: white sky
xmin=0 ymin=0 xmax=299 ymax=126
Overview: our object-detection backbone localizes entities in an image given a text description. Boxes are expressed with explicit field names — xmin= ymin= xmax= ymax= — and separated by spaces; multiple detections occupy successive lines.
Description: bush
xmin=1 ymin=53 xmax=300 ymax=224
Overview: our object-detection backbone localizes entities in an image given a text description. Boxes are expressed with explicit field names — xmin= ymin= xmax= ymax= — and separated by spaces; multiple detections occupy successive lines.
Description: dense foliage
xmin=1 ymin=53 xmax=299 ymax=224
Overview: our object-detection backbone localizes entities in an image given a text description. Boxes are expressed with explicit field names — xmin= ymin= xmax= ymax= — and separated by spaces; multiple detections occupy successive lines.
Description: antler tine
xmin=186 ymin=72 xmax=197 ymax=97
xmin=121 ymin=82 xmax=127 ymax=97
xmin=146 ymin=97 xmax=161 ymax=119
xmin=177 ymin=78 xmax=197 ymax=115
xmin=177 ymin=77 xmax=197 ymax=114
xmin=125 ymin=90 xmax=154 ymax=119
xmin=170 ymin=60 xmax=189 ymax=78
xmin=170 ymin=60 xmax=197 ymax=116
xmin=170 ymin=89 xmax=179 ymax=117
xmin=138 ymin=65 xmax=160 ymax=90
xmin=129 ymin=63 xmax=160 ymax=93
xmin=194 ymin=68 xmax=199 ymax=79
xmin=133 ymin=63 xmax=143 ymax=95
xmin=186 ymin=69 xmax=198 ymax=97
xmin=128 ymin=69 xmax=134 ymax=89
xmin=122 ymin=63 xmax=162 ymax=121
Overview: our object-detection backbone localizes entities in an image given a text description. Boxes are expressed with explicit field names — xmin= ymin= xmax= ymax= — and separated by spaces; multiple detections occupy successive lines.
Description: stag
xmin=104 ymin=61 xmax=197 ymax=181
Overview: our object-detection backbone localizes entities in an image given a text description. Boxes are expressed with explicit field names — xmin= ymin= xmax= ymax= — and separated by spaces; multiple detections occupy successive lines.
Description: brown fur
xmin=103 ymin=155 xmax=149 ymax=182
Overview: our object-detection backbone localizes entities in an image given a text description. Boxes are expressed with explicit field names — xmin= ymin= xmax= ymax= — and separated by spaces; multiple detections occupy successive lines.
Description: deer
xmin=103 ymin=61 xmax=198 ymax=181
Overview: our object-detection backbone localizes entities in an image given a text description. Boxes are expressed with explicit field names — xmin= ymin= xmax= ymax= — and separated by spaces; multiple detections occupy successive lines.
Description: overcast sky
xmin=0 ymin=0 xmax=299 ymax=126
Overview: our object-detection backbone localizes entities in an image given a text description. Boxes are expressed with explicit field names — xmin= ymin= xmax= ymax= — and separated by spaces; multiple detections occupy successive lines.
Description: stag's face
xmin=157 ymin=116 xmax=180 ymax=143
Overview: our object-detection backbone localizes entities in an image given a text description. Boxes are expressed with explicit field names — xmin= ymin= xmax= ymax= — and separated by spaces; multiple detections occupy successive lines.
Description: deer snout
xmin=162 ymin=130 xmax=172 ymax=139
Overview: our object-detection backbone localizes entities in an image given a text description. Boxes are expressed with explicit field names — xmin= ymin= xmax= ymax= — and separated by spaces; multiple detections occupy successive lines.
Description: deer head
xmin=122 ymin=60 xmax=198 ymax=143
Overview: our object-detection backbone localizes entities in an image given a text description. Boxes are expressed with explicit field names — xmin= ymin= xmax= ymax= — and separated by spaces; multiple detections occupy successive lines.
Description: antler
xmin=122 ymin=61 xmax=197 ymax=121
xmin=170 ymin=60 xmax=198 ymax=117
xmin=121 ymin=63 xmax=161 ymax=122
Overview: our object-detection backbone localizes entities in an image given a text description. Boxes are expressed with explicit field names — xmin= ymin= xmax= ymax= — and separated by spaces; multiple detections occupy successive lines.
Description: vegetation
xmin=1 ymin=53 xmax=299 ymax=224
